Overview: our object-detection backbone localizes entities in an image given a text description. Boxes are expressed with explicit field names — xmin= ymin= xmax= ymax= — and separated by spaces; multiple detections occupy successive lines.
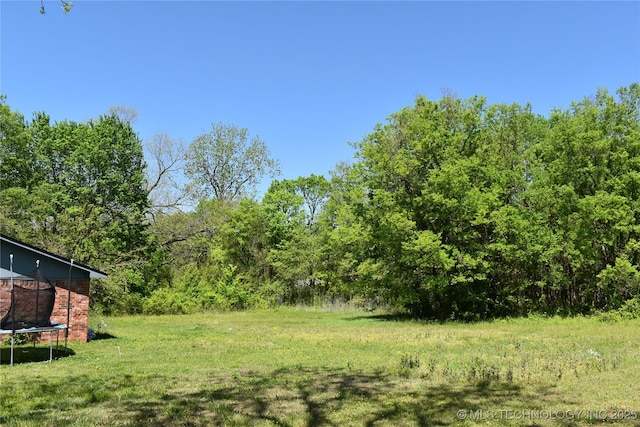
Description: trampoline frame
xmin=0 ymin=324 xmax=67 ymax=365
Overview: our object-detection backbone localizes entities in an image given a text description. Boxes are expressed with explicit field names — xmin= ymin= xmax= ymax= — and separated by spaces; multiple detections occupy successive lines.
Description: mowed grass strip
xmin=1 ymin=308 xmax=639 ymax=426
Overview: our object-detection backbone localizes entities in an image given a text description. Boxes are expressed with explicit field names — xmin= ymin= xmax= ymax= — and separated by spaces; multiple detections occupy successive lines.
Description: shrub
xmin=599 ymin=295 xmax=640 ymax=322
xmin=142 ymin=263 xmax=267 ymax=314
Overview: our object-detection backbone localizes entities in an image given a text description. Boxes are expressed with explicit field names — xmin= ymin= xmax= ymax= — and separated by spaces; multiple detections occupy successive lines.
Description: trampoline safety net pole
xmin=35 ymin=260 xmax=41 ymax=326
xmin=65 ymin=259 xmax=73 ymax=354
xmin=10 ymin=254 xmax=15 ymax=366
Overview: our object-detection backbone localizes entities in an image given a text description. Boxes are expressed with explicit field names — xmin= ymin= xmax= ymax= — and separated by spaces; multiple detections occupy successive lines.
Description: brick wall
xmin=50 ymin=280 xmax=90 ymax=343
xmin=0 ymin=279 xmax=90 ymax=342
xmin=0 ymin=284 xmax=10 ymax=317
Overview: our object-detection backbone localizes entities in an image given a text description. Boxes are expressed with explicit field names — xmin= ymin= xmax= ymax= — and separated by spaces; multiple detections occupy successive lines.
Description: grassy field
xmin=1 ymin=308 xmax=639 ymax=426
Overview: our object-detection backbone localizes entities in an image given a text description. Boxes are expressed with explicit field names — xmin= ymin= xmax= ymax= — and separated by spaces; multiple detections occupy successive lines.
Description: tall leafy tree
xmin=529 ymin=84 xmax=640 ymax=312
xmin=185 ymin=123 xmax=280 ymax=202
xmin=349 ymin=94 xmax=551 ymax=318
xmin=262 ymin=177 xmax=331 ymax=301
xmin=0 ymin=98 xmax=34 ymax=190
xmin=296 ymin=174 xmax=331 ymax=230
xmin=317 ymin=162 xmax=373 ymax=300
xmin=262 ymin=179 xmax=306 ymax=247
xmin=0 ymin=100 xmax=156 ymax=312
xmin=1 ymin=101 xmax=151 ymax=280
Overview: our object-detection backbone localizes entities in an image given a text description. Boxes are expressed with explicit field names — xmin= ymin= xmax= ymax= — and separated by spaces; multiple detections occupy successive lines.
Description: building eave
xmin=0 ymin=234 xmax=108 ymax=279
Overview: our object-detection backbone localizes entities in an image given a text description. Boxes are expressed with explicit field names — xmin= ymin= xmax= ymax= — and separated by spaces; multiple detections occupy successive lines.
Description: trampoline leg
xmin=49 ymin=331 xmax=53 ymax=362
xmin=10 ymin=334 xmax=14 ymax=366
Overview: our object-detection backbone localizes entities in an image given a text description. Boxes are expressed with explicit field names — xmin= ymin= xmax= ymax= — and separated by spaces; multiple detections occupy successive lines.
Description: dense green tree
xmin=24 ymin=113 xmax=149 ymax=265
xmin=296 ymin=174 xmax=331 ymax=230
xmin=348 ymin=94 xmax=555 ymax=318
xmin=1 ymin=109 xmax=149 ymax=265
xmin=0 ymin=98 xmax=34 ymax=190
xmin=316 ymin=162 xmax=372 ymax=301
xmin=1 ymin=100 xmax=157 ymax=313
xmin=215 ymin=199 xmax=270 ymax=281
xmin=261 ymin=175 xmax=333 ymax=302
xmin=262 ymin=179 xmax=306 ymax=247
xmin=528 ymin=84 xmax=640 ymax=313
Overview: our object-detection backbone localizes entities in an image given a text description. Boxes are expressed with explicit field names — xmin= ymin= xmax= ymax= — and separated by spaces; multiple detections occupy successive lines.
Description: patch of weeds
xmin=89 ymin=318 xmax=116 ymax=340
xmin=420 ymin=358 xmax=437 ymax=379
xmin=442 ymin=362 xmax=460 ymax=382
xmin=506 ymin=365 xmax=514 ymax=383
xmin=93 ymin=318 xmax=109 ymax=334
xmin=466 ymin=358 xmax=502 ymax=385
xmin=3 ymin=332 xmax=39 ymax=346
xmin=400 ymin=354 xmax=420 ymax=370
xmin=399 ymin=354 xmax=420 ymax=377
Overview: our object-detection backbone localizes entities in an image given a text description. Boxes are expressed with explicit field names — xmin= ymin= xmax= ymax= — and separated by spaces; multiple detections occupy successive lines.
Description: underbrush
xmin=597 ymin=296 xmax=640 ymax=322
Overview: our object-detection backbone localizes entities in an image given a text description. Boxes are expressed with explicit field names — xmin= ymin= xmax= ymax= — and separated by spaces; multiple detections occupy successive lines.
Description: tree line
xmin=1 ymin=84 xmax=639 ymax=319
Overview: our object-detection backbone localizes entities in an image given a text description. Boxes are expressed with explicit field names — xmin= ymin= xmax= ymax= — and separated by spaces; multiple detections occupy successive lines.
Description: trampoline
xmin=0 ymin=255 xmax=69 ymax=366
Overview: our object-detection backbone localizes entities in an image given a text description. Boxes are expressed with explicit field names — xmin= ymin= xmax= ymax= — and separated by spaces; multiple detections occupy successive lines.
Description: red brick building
xmin=0 ymin=234 xmax=107 ymax=342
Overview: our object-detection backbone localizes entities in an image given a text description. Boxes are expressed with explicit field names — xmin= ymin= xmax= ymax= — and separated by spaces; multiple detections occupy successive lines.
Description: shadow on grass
xmin=0 ymin=366 xmax=597 ymax=426
xmin=116 ymin=369 xmax=566 ymax=427
xmin=91 ymin=332 xmax=117 ymax=341
xmin=346 ymin=312 xmax=439 ymax=324
xmin=0 ymin=345 xmax=75 ymax=365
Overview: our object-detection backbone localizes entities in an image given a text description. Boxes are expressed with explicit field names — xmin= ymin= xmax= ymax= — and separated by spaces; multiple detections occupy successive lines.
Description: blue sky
xmin=1 ymin=1 xmax=639 ymax=194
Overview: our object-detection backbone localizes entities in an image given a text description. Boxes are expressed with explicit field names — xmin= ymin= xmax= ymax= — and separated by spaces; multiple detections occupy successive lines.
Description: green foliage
xmin=596 ymin=256 xmax=640 ymax=310
xmin=1 ymin=111 xmax=150 ymax=268
xmin=263 ymin=179 xmax=306 ymax=245
xmin=91 ymin=248 xmax=170 ymax=315
xmin=2 ymin=332 xmax=39 ymax=346
xmin=185 ymin=123 xmax=280 ymax=202
xmin=143 ymin=261 xmax=264 ymax=314
xmin=526 ymin=83 xmax=640 ymax=314
xmin=1 ymin=100 xmax=164 ymax=314
xmin=345 ymin=95 xmax=539 ymax=318
xmin=4 ymin=84 xmax=640 ymax=319
xmin=339 ymin=84 xmax=640 ymax=319
xmin=0 ymin=99 xmax=33 ymax=190
xmin=261 ymin=176 xmax=333 ymax=302
xmin=215 ymin=199 xmax=270 ymax=281
xmin=608 ymin=295 xmax=640 ymax=320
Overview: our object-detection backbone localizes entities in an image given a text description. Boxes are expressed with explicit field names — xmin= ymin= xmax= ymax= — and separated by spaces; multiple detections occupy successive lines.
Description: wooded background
xmin=1 ymin=84 xmax=638 ymax=319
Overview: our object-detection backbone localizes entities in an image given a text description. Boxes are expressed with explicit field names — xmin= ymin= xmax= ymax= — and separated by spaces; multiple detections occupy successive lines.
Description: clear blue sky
xmin=1 ymin=1 xmax=639 ymax=194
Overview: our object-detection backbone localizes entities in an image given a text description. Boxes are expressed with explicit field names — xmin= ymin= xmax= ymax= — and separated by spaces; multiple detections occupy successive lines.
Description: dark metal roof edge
xmin=0 ymin=233 xmax=108 ymax=279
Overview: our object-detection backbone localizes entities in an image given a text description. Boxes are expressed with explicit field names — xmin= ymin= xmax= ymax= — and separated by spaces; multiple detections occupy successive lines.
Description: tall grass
xmin=1 ymin=309 xmax=639 ymax=426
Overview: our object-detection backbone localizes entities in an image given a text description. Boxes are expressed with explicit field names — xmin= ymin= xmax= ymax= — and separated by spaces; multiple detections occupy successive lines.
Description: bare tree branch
xmin=145 ymin=132 xmax=192 ymax=217
xmin=40 ymin=0 xmax=73 ymax=14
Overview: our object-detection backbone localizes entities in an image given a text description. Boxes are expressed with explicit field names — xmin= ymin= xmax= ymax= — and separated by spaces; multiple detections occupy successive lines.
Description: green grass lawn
xmin=1 ymin=308 xmax=639 ymax=426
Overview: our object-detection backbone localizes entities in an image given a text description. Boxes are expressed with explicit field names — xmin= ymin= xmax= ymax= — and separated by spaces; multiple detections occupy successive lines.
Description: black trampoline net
xmin=0 ymin=268 xmax=56 ymax=330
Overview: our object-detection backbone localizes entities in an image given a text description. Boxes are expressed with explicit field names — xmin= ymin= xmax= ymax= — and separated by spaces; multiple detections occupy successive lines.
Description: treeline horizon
xmin=1 ymin=83 xmax=639 ymax=320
